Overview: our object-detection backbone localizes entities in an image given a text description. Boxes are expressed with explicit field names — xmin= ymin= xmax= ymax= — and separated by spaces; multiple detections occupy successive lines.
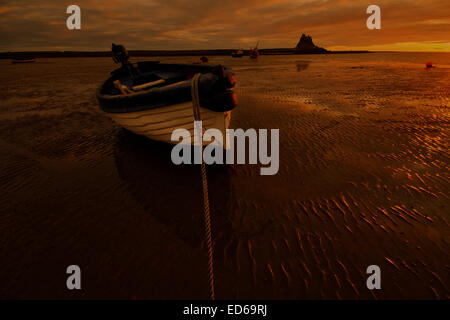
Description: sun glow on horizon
xmin=330 ymin=42 xmax=450 ymax=53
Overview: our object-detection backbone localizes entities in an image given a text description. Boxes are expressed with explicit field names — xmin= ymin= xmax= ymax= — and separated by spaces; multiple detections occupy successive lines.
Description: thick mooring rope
xmin=191 ymin=73 xmax=215 ymax=300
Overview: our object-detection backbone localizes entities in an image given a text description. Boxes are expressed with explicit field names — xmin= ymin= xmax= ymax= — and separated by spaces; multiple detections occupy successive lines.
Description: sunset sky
xmin=0 ymin=0 xmax=449 ymax=52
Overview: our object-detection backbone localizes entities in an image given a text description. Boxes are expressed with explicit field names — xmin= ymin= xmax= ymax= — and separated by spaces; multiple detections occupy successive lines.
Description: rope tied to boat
xmin=191 ymin=73 xmax=215 ymax=300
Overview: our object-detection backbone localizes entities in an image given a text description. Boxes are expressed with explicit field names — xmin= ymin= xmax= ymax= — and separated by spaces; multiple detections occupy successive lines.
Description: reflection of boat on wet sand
xmin=113 ymin=130 xmax=234 ymax=248
xmin=97 ymin=44 xmax=237 ymax=145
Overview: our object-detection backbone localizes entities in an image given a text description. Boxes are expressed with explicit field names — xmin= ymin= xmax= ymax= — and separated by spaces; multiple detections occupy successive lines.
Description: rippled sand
xmin=0 ymin=53 xmax=448 ymax=299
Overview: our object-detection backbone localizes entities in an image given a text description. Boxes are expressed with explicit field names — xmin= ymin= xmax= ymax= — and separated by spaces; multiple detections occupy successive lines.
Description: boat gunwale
xmin=96 ymin=62 xmax=236 ymax=114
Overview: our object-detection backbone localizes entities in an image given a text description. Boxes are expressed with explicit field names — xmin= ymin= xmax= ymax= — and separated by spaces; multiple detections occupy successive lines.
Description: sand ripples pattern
xmin=0 ymin=53 xmax=448 ymax=299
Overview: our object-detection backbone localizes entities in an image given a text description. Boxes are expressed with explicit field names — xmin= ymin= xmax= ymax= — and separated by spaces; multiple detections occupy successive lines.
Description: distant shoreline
xmin=0 ymin=49 xmax=371 ymax=59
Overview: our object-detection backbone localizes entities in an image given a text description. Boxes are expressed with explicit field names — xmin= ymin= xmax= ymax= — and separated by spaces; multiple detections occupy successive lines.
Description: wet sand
xmin=0 ymin=53 xmax=449 ymax=299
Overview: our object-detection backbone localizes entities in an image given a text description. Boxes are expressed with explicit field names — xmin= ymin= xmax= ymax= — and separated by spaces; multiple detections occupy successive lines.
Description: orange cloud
xmin=0 ymin=0 xmax=448 ymax=51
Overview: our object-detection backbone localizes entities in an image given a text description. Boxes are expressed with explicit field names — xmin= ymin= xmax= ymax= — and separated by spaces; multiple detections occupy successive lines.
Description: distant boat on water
xmin=11 ymin=56 xmax=35 ymax=64
xmin=96 ymin=44 xmax=237 ymax=145
xmin=231 ymin=48 xmax=244 ymax=58
xmin=249 ymin=42 xmax=259 ymax=59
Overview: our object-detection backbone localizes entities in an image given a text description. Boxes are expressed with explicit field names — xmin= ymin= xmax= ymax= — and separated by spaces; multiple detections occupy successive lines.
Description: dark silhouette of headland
xmin=296 ymin=34 xmax=328 ymax=53
xmin=0 ymin=34 xmax=369 ymax=58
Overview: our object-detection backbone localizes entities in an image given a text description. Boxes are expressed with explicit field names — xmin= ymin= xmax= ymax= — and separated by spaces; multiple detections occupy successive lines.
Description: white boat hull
xmin=108 ymin=101 xmax=231 ymax=145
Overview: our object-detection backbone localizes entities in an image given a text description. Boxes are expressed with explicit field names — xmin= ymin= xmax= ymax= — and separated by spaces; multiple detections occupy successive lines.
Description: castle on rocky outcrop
xmin=295 ymin=34 xmax=327 ymax=53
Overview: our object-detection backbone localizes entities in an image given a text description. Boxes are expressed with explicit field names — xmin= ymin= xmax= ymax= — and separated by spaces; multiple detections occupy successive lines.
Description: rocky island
xmin=295 ymin=34 xmax=328 ymax=53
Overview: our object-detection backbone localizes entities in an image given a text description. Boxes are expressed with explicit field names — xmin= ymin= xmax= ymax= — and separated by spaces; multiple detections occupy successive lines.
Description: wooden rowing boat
xmin=96 ymin=44 xmax=237 ymax=145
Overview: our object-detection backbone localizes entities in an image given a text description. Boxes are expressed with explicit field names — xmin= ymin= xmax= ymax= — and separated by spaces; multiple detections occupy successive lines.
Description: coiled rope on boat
xmin=191 ymin=73 xmax=215 ymax=300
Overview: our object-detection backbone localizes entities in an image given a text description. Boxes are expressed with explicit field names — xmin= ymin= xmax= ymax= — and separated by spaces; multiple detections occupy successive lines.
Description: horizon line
xmin=1 ymin=49 xmax=449 ymax=54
